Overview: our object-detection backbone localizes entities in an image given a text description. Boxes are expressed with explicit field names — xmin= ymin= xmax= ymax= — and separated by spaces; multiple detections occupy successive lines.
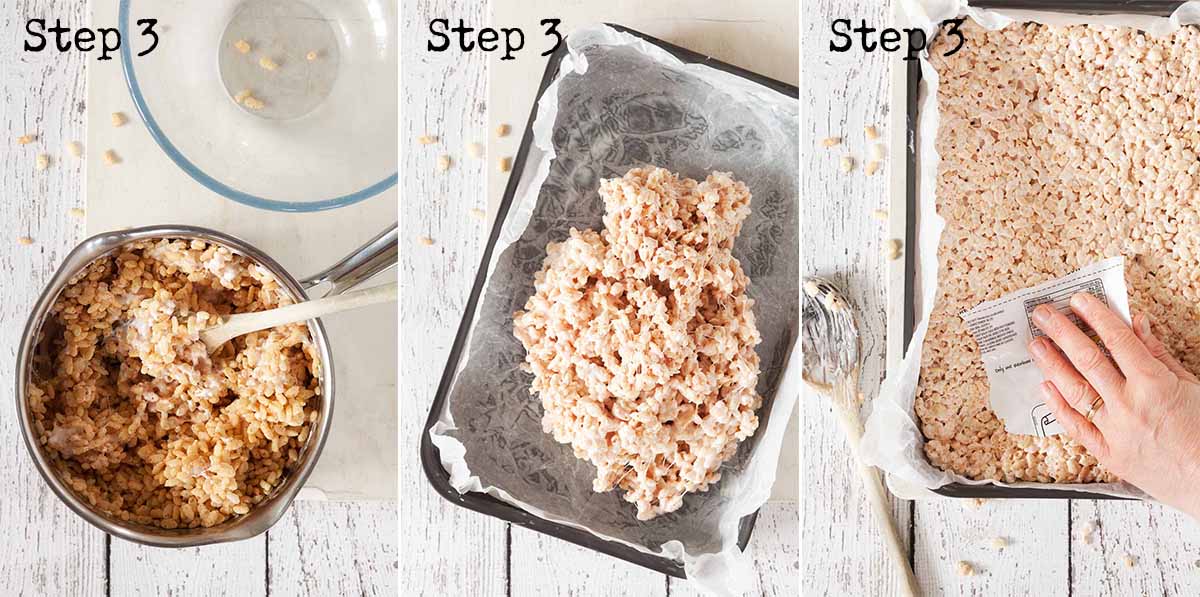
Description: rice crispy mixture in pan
xmin=513 ymin=167 xmax=762 ymax=520
xmin=919 ymin=21 xmax=1200 ymax=483
xmin=28 ymin=239 xmax=320 ymax=529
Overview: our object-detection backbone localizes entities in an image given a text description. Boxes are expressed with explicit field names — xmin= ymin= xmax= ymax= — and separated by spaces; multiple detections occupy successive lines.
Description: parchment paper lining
xmin=861 ymin=0 xmax=1200 ymax=499
xmin=429 ymin=25 xmax=799 ymax=593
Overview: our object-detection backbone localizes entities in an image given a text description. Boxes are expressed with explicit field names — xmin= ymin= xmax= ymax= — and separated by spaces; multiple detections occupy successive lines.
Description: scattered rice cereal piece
xmin=466 ymin=142 xmax=483 ymax=158
xmin=1123 ymin=553 xmax=1137 ymax=568
xmin=242 ymin=95 xmax=266 ymax=111
xmin=102 ymin=149 xmax=120 ymax=165
xmin=872 ymin=209 xmax=888 ymax=221
xmin=822 ymin=136 xmax=841 ymax=147
xmin=417 ymin=134 xmax=438 ymax=145
xmin=17 ymin=134 xmax=35 ymax=145
xmin=496 ymin=123 xmax=511 ymax=137
xmin=233 ymin=39 xmax=251 ymax=53
xmin=258 ymin=56 xmax=279 ymax=71
xmin=840 ymin=156 xmax=854 ymax=173
xmin=498 ymin=156 xmax=512 ymax=173
xmin=969 ymin=498 xmax=987 ymax=508
xmin=865 ymin=125 xmax=880 ymax=140
xmin=306 ymin=50 xmax=319 ymax=61
xmin=68 ymin=207 xmax=84 ymax=218
xmin=437 ymin=155 xmax=451 ymax=171
xmin=418 ymin=236 xmax=435 ymax=246
xmin=234 ymin=89 xmax=253 ymax=103
xmin=957 ymin=561 xmax=976 ymax=577
xmin=17 ymin=236 xmax=33 ymax=245
xmin=991 ymin=536 xmax=1009 ymax=549
xmin=884 ymin=239 xmax=902 ymax=260
xmin=865 ymin=160 xmax=881 ymax=176
xmin=36 ymin=154 xmax=50 ymax=171
xmin=111 ymin=112 xmax=127 ymax=127
xmin=66 ymin=141 xmax=82 ymax=157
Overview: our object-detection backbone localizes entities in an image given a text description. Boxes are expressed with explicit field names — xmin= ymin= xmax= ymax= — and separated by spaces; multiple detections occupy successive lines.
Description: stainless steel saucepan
xmin=16 ymin=224 xmax=396 ymax=547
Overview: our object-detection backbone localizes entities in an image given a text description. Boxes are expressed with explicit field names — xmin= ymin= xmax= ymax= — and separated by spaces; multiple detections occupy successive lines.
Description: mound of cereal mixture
xmin=513 ymin=167 xmax=762 ymax=520
xmin=918 ymin=21 xmax=1200 ymax=483
xmin=28 ymin=239 xmax=321 ymax=529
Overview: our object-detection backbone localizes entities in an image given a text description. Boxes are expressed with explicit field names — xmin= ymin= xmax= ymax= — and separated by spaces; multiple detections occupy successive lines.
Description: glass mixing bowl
xmin=119 ymin=0 xmax=397 ymax=212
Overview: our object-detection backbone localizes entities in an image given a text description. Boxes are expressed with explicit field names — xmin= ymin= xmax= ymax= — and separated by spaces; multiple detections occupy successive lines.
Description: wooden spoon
xmin=803 ymin=275 xmax=920 ymax=597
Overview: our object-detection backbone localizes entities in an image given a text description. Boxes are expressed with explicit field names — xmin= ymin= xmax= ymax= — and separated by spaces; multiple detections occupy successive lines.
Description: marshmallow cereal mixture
xmin=513 ymin=167 xmax=762 ymax=520
xmin=28 ymin=239 xmax=321 ymax=529
xmin=918 ymin=21 xmax=1200 ymax=483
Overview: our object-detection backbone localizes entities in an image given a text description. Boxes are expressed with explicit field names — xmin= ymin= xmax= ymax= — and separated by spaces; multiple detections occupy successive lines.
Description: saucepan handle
xmin=300 ymin=224 xmax=397 ymax=297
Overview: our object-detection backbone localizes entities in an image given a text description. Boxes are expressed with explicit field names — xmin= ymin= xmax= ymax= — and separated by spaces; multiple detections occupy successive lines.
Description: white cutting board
xmin=486 ymin=1 xmax=799 ymax=502
xmin=86 ymin=2 xmax=397 ymax=501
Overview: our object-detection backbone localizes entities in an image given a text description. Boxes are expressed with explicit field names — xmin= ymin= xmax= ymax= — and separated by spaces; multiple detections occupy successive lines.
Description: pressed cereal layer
xmin=918 ymin=21 xmax=1200 ymax=483
xmin=513 ymin=167 xmax=762 ymax=520
xmin=28 ymin=239 xmax=321 ymax=529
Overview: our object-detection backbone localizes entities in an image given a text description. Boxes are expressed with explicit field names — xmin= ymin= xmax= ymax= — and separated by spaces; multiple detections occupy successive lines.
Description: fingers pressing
xmin=1069 ymin=293 xmax=1165 ymax=380
xmin=1028 ymin=336 xmax=1110 ymax=420
xmin=1031 ymin=303 xmax=1126 ymax=398
xmin=1041 ymin=381 xmax=1108 ymax=459
xmin=1132 ymin=312 xmax=1197 ymax=383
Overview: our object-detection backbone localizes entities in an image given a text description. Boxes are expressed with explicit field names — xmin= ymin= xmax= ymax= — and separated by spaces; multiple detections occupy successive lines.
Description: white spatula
xmin=200 ymin=281 xmax=397 ymax=353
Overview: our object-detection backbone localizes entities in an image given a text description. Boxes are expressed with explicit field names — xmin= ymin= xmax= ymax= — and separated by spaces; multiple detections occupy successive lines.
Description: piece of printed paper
xmin=960 ymin=257 xmax=1129 ymax=437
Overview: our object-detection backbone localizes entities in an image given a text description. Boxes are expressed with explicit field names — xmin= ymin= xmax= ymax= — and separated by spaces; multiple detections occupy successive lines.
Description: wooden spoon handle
xmin=833 ymin=400 xmax=921 ymax=597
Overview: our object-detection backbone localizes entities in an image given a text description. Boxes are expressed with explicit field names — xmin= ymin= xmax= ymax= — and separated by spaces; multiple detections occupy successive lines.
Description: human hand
xmin=1027 ymin=292 xmax=1200 ymax=519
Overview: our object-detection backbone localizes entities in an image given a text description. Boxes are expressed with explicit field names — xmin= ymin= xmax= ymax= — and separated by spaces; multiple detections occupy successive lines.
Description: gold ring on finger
xmin=1083 ymin=396 xmax=1104 ymax=422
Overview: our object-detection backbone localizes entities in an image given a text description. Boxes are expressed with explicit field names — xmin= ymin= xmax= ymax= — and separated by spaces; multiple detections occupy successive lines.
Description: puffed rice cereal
xmin=915 ymin=20 xmax=1200 ymax=483
xmin=513 ymin=167 xmax=762 ymax=520
xmin=28 ymin=239 xmax=321 ymax=529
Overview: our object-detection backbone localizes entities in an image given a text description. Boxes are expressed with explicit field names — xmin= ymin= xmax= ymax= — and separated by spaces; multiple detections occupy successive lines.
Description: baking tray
xmin=898 ymin=0 xmax=1185 ymax=500
xmin=420 ymin=25 xmax=798 ymax=578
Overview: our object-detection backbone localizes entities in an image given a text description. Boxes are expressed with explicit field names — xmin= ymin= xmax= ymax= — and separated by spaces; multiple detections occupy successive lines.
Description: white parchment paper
xmin=429 ymin=25 xmax=799 ymax=594
xmin=861 ymin=0 xmax=1200 ymax=499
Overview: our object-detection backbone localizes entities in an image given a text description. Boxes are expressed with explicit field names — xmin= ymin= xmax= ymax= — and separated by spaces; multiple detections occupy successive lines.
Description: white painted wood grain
xmin=667 ymin=503 xmax=800 ymax=597
xmin=0 ymin=1 xmax=394 ymax=593
xmin=269 ymin=501 xmax=398 ymax=596
xmin=1072 ymin=500 xmax=1200 ymax=595
xmin=509 ymin=526 xmax=667 ymax=597
xmin=802 ymin=0 xmax=916 ymax=595
xmin=401 ymin=0 xmax=508 ymax=595
xmin=406 ymin=0 xmax=798 ymax=593
xmin=807 ymin=0 xmax=1200 ymax=595
xmin=110 ymin=537 xmax=266 ymax=597
xmin=0 ymin=1 xmax=104 ymax=595
xmin=914 ymin=500 xmax=1068 ymax=596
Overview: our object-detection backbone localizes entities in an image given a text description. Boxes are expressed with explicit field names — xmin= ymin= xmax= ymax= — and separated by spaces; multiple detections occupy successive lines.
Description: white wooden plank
xmin=913 ymin=499 xmax=1068 ymax=596
xmin=400 ymin=0 xmax=508 ymax=594
xmin=0 ymin=0 xmax=105 ymax=594
xmin=110 ymin=536 xmax=266 ymax=597
xmin=667 ymin=502 xmax=799 ymax=597
xmin=268 ymin=501 xmax=397 ymax=596
xmin=1071 ymin=500 xmax=1200 ymax=595
xmin=801 ymin=0 xmax=917 ymax=594
xmin=510 ymin=526 xmax=667 ymax=597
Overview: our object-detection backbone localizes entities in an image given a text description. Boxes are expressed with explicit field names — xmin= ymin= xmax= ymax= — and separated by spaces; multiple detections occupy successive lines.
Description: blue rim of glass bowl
xmin=117 ymin=0 xmax=397 ymax=212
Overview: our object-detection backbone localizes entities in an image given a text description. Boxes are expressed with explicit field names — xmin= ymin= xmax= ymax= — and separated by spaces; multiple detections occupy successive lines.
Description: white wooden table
xmin=802 ymin=0 xmax=1200 ymax=594
xmin=1 ymin=1 xmax=395 ymax=594
xmin=400 ymin=1 xmax=798 ymax=594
